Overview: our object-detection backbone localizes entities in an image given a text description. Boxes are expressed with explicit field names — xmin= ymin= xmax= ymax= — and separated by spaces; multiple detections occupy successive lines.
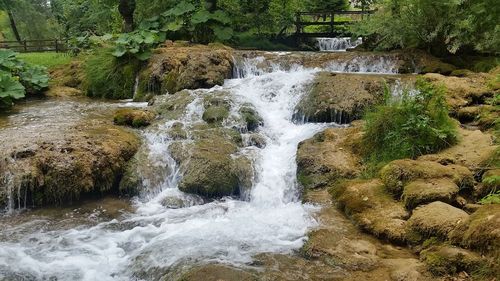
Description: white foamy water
xmin=317 ymin=37 xmax=363 ymax=52
xmin=0 ymin=59 xmax=332 ymax=280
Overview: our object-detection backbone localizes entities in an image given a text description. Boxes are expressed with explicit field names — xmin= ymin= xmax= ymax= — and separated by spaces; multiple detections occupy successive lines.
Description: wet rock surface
xmin=136 ymin=43 xmax=233 ymax=99
xmin=296 ymin=123 xmax=363 ymax=190
xmin=294 ymin=72 xmax=413 ymax=123
xmin=0 ymin=98 xmax=140 ymax=210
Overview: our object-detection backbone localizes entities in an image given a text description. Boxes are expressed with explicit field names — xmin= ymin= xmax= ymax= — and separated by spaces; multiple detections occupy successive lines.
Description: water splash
xmin=317 ymin=37 xmax=363 ymax=52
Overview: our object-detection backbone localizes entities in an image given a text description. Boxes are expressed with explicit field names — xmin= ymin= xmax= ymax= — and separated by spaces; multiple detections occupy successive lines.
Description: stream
xmin=0 ymin=53 xmax=409 ymax=280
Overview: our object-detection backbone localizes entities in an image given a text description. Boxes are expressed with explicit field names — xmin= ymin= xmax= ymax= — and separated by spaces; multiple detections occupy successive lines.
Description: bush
xmin=83 ymin=48 xmax=140 ymax=99
xmin=361 ymin=78 xmax=457 ymax=173
xmin=0 ymin=49 xmax=49 ymax=108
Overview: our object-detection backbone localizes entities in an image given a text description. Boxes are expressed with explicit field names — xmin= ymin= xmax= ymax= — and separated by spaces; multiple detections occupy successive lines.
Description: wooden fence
xmin=295 ymin=10 xmax=376 ymax=38
xmin=0 ymin=39 xmax=68 ymax=53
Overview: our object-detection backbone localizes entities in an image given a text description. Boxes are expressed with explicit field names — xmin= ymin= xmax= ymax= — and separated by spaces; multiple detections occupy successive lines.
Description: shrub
xmin=83 ymin=48 xmax=140 ymax=99
xmin=0 ymin=49 xmax=49 ymax=108
xmin=361 ymin=78 xmax=457 ymax=173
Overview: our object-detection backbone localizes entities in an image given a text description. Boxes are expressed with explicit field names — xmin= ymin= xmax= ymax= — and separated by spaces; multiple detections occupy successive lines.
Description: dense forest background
xmin=0 ymin=0 xmax=498 ymax=55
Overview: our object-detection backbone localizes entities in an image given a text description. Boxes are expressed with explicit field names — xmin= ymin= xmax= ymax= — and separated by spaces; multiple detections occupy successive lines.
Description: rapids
xmin=0 ymin=53 xmax=404 ymax=280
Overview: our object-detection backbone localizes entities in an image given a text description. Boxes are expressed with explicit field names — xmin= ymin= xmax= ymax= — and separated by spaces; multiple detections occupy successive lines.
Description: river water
xmin=0 ymin=54 xmax=404 ymax=280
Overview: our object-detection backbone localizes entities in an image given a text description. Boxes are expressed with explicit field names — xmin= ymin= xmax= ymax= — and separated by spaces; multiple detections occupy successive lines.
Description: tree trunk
xmin=7 ymin=10 xmax=21 ymax=43
xmin=118 ymin=0 xmax=136 ymax=32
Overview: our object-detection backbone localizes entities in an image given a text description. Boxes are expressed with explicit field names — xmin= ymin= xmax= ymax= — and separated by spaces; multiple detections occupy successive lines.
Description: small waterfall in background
xmin=317 ymin=37 xmax=363 ymax=52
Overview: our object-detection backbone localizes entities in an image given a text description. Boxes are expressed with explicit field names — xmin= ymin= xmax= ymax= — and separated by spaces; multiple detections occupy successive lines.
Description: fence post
xmin=330 ymin=12 xmax=335 ymax=35
xmin=55 ymin=39 xmax=59 ymax=53
xmin=23 ymin=40 xmax=27 ymax=52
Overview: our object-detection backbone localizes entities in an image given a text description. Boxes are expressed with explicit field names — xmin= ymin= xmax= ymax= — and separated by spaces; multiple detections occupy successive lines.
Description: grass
xmin=361 ymin=78 xmax=458 ymax=175
xmin=18 ymin=52 xmax=72 ymax=69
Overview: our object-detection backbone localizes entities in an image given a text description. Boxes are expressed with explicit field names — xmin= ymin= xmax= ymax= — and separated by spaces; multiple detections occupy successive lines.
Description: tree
xmin=0 ymin=0 xmax=22 ymax=42
xmin=118 ymin=0 xmax=136 ymax=32
xmin=306 ymin=0 xmax=349 ymax=11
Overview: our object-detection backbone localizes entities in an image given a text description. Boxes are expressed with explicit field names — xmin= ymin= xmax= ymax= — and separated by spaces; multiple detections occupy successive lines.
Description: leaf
xmin=101 ymin=34 xmax=113 ymax=41
xmin=0 ymin=72 xmax=25 ymax=100
xmin=136 ymin=50 xmax=152 ymax=61
xmin=191 ymin=10 xmax=211 ymax=24
xmin=210 ymin=10 xmax=231 ymax=24
xmin=162 ymin=19 xmax=184 ymax=32
xmin=111 ymin=45 xmax=127 ymax=57
xmin=143 ymin=32 xmax=157 ymax=44
xmin=162 ymin=1 xmax=195 ymax=17
xmin=213 ymin=27 xmax=233 ymax=41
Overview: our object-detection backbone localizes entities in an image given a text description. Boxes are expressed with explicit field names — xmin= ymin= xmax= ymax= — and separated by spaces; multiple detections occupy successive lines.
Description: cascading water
xmin=317 ymin=37 xmax=363 ymax=52
xmin=0 ymin=58 xmax=332 ymax=281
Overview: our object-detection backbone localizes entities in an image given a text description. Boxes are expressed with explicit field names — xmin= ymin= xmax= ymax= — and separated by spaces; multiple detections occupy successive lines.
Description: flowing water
xmin=317 ymin=37 xmax=363 ymax=52
xmin=0 ymin=54 xmax=405 ymax=280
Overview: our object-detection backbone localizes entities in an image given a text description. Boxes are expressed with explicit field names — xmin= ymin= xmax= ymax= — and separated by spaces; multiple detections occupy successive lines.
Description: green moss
xmin=202 ymin=106 xmax=229 ymax=124
xmin=83 ymin=48 xmax=141 ymax=99
xmin=113 ymin=109 xmax=155 ymax=128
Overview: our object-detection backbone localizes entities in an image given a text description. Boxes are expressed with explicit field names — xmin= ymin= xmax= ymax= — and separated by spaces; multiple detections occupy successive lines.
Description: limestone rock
xmin=380 ymin=159 xmax=473 ymax=196
xmin=332 ymin=179 xmax=409 ymax=243
xmin=113 ymin=108 xmax=156 ymax=127
xmin=297 ymin=125 xmax=362 ymax=189
xmin=407 ymin=201 xmax=469 ymax=239
xmin=402 ymin=179 xmax=459 ymax=210
xmin=420 ymin=245 xmax=484 ymax=276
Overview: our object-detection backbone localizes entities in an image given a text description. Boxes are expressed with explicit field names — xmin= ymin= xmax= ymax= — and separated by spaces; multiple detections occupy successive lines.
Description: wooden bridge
xmin=0 ymin=39 xmax=68 ymax=53
xmin=295 ymin=10 xmax=375 ymax=38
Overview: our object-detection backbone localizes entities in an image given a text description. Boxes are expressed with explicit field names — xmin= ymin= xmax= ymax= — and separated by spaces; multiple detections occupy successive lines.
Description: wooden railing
xmin=0 ymin=39 xmax=68 ymax=53
xmin=295 ymin=10 xmax=376 ymax=38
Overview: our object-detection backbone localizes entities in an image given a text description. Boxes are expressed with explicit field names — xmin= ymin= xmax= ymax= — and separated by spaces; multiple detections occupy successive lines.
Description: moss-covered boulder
xmin=113 ymin=109 xmax=156 ymax=128
xmin=402 ymin=179 xmax=459 ymax=210
xmin=407 ymin=201 xmax=469 ymax=240
xmin=294 ymin=72 xmax=391 ymax=123
xmin=0 ymin=121 xmax=140 ymax=209
xmin=169 ymin=128 xmax=251 ymax=198
xmin=331 ymin=179 xmax=409 ymax=243
xmin=203 ymin=106 xmax=229 ymax=124
xmin=449 ymin=204 xmax=500 ymax=253
xmin=239 ymin=105 xmax=263 ymax=132
xmin=137 ymin=43 xmax=233 ymax=97
xmin=380 ymin=159 xmax=473 ymax=196
xmin=297 ymin=125 xmax=362 ymax=189
xmin=153 ymin=90 xmax=195 ymax=120
xmin=420 ymin=245 xmax=484 ymax=276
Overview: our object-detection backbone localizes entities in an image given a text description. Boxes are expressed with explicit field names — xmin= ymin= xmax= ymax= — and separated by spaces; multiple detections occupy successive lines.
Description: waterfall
xmin=317 ymin=37 xmax=363 ymax=52
xmin=0 ymin=57 xmax=331 ymax=281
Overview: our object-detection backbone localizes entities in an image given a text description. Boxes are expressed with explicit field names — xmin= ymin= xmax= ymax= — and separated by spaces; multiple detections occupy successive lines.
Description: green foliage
xmin=0 ymin=49 xmax=49 ymax=107
xmin=83 ymin=48 xmax=140 ymax=99
xmin=353 ymin=0 xmax=500 ymax=54
xmin=361 ymin=78 xmax=457 ymax=173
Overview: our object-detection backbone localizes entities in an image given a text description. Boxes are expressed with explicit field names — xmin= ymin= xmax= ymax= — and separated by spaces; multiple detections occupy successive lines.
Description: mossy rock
xmin=239 ymin=106 xmax=263 ymax=131
xmin=421 ymin=245 xmax=484 ymax=276
xmin=113 ymin=109 xmax=156 ymax=128
xmin=407 ymin=201 xmax=469 ymax=240
xmin=331 ymin=179 xmax=409 ymax=244
xmin=380 ymin=159 xmax=473 ymax=196
xmin=203 ymin=106 xmax=229 ymax=124
xmin=402 ymin=179 xmax=459 ymax=210
xmin=153 ymin=90 xmax=195 ymax=120
xmin=449 ymin=204 xmax=500 ymax=253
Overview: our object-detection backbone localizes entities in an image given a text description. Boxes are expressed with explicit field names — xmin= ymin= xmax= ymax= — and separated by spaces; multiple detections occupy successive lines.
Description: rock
xmin=153 ymin=90 xmax=195 ymax=120
xmin=420 ymin=245 xmax=484 ymax=276
xmin=475 ymin=169 xmax=500 ymax=198
xmin=239 ymin=105 xmax=263 ymax=132
xmin=419 ymin=128 xmax=498 ymax=172
xmin=137 ymin=43 xmax=233 ymax=96
xmin=202 ymin=106 xmax=229 ymax=124
xmin=297 ymin=125 xmax=363 ymax=189
xmin=294 ymin=72 xmax=391 ymax=123
xmin=449 ymin=204 xmax=500 ymax=253
xmin=174 ymin=264 xmax=259 ymax=281
xmin=331 ymin=179 xmax=409 ymax=243
xmin=113 ymin=108 xmax=156 ymax=127
xmin=456 ymin=106 xmax=482 ymax=123
xmin=167 ymin=122 xmax=188 ymax=140
xmin=407 ymin=202 xmax=469 ymax=239
xmin=380 ymin=159 xmax=473 ymax=196
xmin=402 ymin=179 xmax=459 ymax=210
xmin=0 ymin=121 xmax=140 ymax=209
xmin=423 ymin=73 xmax=495 ymax=115
xmin=245 ymin=134 xmax=266 ymax=148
